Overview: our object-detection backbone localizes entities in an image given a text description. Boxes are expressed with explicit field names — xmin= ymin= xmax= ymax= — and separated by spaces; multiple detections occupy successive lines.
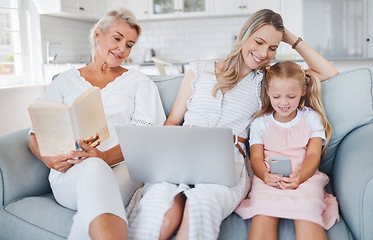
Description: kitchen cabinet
xmin=95 ymin=0 xmax=109 ymax=19
xmin=122 ymin=0 xmax=209 ymax=20
xmin=365 ymin=0 xmax=373 ymax=57
xmin=62 ymin=0 xmax=95 ymax=16
xmin=120 ymin=0 xmax=282 ymax=20
xmin=150 ymin=0 xmax=208 ymax=18
xmin=123 ymin=0 xmax=150 ymax=20
xmin=37 ymin=0 xmax=107 ymax=21
xmin=210 ymin=0 xmax=275 ymax=16
xmin=125 ymin=0 xmax=207 ymax=19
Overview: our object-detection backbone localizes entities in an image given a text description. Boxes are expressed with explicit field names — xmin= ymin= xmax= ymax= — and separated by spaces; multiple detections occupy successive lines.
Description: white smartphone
xmin=269 ymin=157 xmax=292 ymax=177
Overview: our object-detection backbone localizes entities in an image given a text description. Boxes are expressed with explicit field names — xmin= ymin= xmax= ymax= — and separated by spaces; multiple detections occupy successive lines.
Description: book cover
xmin=28 ymin=86 xmax=110 ymax=156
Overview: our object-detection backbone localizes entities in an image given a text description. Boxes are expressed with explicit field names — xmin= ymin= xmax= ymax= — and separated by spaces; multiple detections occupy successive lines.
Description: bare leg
xmin=248 ymin=215 xmax=279 ymax=240
xmin=175 ymin=200 xmax=189 ymax=240
xmin=159 ymin=193 xmax=186 ymax=240
xmin=89 ymin=213 xmax=127 ymax=240
xmin=294 ymin=220 xmax=327 ymax=240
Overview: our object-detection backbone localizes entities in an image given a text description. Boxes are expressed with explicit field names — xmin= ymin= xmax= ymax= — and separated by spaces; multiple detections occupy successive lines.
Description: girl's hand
xmin=263 ymin=171 xmax=283 ymax=188
xmin=278 ymin=171 xmax=302 ymax=190
xmin=67 ymin=140 xmax=108 ymax=165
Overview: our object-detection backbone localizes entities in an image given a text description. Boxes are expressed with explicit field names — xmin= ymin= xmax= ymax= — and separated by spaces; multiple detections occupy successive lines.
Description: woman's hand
xmin=278 ymin=171 xmax=302 ymax=190
xmin=29 ymin=132 xmax=78 ymax=173
xmin=66 ymin=140 xmax=108 ymax=165
xmin=41 ymin=152 xmax=77 ymax=173
xmin=281 ymin=27 xmax=298 ymax=46
xmin=281 ymin=27 xmax=339 ymax=81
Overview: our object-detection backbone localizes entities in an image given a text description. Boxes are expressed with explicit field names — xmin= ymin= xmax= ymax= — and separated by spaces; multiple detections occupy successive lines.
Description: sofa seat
xmin=219 ymin=183 xmax=354 ymax=240
xmin=2 ymin=185 xmax=353 ymax=240
xmin=2 ymin=194 xmax=74 ymax=239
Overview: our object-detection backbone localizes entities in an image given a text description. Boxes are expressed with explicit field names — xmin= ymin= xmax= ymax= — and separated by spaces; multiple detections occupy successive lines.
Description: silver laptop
xmin=115 ymin=125 xmax=238 ymax=187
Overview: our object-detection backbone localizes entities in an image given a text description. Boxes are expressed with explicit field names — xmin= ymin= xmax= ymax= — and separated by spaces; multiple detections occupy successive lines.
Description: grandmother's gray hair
xmin=89 ymin=8 xmax=141 ymax=57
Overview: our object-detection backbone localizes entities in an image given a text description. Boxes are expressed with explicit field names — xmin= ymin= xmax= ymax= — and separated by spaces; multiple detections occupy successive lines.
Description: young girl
xmin=235 ymin=61 xmax=339 ymax=239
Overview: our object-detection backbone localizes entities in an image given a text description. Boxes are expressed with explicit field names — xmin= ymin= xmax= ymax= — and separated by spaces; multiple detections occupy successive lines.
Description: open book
xmin=28 ymin=86 xmax=110 ymax=156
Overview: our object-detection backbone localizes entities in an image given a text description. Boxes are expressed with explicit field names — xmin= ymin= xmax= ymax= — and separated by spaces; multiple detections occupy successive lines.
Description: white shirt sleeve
xmin=249 ymin=116 xmax=268 ymax=146
xmin=306 ymin=110 xmax=326 ymax=144
xmin=130 ymin=76 xmax=166 ymax=126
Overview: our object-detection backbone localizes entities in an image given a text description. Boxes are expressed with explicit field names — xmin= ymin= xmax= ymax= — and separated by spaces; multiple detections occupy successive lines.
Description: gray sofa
xmin=1 ymin=68 xmax=372 ymax=240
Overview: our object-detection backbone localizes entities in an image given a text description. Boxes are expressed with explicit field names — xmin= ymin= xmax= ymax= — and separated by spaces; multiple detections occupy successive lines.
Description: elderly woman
xmin=28 ymin=8 xmax=165 ymax=240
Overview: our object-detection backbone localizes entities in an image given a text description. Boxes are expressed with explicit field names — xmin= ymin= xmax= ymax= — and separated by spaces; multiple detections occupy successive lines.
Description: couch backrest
xmin=149 ymin=75 xmax=183 ymax=117
xmin=0 ymin=129 xmax=51 ymax=205
xmin=319 ymin=68 xmax=373 ymax=175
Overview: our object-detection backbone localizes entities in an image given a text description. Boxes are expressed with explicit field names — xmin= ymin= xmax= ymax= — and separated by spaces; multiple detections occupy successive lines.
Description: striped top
xmin=183 ymin=61 xmax=263 ymax=139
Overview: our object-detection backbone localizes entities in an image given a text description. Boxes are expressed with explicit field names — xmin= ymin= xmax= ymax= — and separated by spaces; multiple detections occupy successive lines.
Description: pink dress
xmin=235 ymin=108 xmax=339 ymax=230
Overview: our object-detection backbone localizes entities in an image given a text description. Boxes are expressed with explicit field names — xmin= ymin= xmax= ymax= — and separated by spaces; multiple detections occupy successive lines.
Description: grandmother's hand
xmin=42 ymin=152 xmax=76 ymax=173
xmin=66 ymin=140 xmax=108 ymax=165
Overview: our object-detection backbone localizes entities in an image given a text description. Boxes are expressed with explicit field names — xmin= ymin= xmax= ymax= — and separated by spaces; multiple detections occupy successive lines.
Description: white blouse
xmin=43 ymin=67 xmax=166 ymax=151
xmin=183 ymin=61 xmax=263 ymax=139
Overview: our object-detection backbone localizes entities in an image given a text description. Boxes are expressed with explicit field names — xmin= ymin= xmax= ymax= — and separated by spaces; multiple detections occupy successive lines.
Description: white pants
xmin=128 ymin=165 xmax=251 ymax=240
xmin=50 ymin=157 xmax=143 ymax=240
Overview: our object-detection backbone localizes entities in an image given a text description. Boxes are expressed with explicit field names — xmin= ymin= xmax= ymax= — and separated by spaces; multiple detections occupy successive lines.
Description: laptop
xmin=115 ymin=125 xmax=238 ymax=187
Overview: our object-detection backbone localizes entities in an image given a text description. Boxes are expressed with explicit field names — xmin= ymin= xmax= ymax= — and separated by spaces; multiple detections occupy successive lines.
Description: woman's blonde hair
xmin=213 ymin=9 xmax=284 ymax=96
xmin=89 ymin=8 xmax=141 ymax=57
xmin=254 ymin=61 xmax=332 ymax=154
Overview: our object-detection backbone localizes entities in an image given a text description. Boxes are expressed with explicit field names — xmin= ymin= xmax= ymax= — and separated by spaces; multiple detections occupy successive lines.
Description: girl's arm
xmin=164 ymin=69 xmax=195 ymax=126
xmin=250 ymin=144 xmax=281 ymax=188
xmin=279 ymin=137 xmax=323 ymax=190
xmin=282 ymin=28 xmax=339 ymax=81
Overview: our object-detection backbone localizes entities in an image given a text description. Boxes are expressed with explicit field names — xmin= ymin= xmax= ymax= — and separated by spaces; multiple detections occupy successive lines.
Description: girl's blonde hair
xmin=89 ymin=8 xmax=141 ymax=57
xmin=254 ymin=61 xmax=332 ymax=154
xmin=213 ymin=9 xmax=284 ymax=96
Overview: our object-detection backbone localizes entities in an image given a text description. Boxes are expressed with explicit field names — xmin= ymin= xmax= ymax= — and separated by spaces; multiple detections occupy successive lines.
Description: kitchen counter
xmin=122 ymin=61 xmax=190 ymax=75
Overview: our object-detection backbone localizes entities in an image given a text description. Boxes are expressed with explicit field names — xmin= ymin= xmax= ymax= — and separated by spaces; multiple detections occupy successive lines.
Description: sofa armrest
xmin=332 ymin=122 xmax=373 ymax=240
xmin=0 ymin=128 xmax=51 ymax=206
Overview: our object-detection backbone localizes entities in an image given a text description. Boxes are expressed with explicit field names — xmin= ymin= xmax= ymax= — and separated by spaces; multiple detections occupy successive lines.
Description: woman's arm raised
xmin=282 ymin=28 xmax=339 ymax=81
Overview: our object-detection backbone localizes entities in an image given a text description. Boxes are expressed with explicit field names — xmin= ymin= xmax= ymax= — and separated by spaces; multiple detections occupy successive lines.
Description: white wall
xmin=40 ymin=15 xmax=94 ymax=64
xmin=0 ymin=85 xmax=46 ymax=136
xmin=131 ymin=16 xmax=246 ymax=63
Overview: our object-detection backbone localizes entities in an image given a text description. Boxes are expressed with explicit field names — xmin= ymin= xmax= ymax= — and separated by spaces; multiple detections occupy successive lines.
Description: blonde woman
xmin=235 ymin=61 xmax=339 ymax=240
xmin=28 ymin=9 xmax=165 ymax=240
xmin=128 ymin=9 xmax=338 ymax=239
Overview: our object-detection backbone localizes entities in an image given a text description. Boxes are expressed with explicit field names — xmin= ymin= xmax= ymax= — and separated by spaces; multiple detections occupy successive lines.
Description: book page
xmin=29 ymin=108 xmax=76 ymax=156
xmin=71 ymin=87 xmax=110 ymax=148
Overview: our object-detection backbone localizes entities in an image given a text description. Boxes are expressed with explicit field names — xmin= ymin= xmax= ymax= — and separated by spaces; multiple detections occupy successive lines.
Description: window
xmin=303 ymin=0 xmax=364 ymax=58
xmin=0 ymin=0 xmax=43 ymax=87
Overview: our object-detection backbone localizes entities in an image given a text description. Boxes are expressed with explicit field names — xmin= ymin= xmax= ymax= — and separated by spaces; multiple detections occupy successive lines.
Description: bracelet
xmin=292 ymin=37 xmax=303 ymax=49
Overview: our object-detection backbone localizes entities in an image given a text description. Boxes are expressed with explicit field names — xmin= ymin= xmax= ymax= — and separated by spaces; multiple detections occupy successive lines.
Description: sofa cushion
xmin=149 ymin=75 xmax=183 ymax=117
xmin=0 ymin=128 xmax=51 ymax=206
xmin=218 ymin=183 xmax=353 ymax=240
xmin=3 ymin=194 xmax=74 ymax=238
xmin=320 ymin=68 xmax=373 ymax=175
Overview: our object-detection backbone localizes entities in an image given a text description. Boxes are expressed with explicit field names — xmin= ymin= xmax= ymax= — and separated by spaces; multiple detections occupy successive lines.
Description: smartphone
xmin=269 ymin=157 xmax=292 ymax=177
